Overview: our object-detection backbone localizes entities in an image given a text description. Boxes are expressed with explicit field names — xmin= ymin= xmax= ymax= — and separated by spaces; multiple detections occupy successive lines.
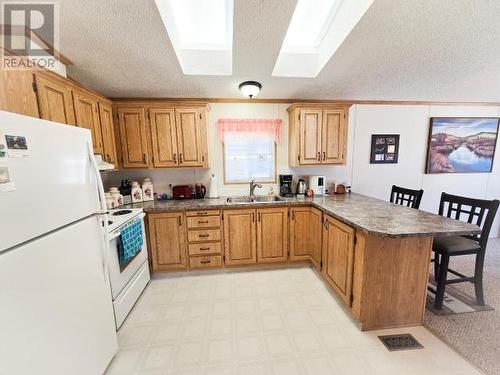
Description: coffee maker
xmin=279 ymin=174 xmax=294 ymax=197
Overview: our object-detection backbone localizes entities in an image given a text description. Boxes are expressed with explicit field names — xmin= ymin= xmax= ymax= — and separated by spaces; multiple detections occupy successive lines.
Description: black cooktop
xmin=112 ymin=210 xmax=133 ymax=216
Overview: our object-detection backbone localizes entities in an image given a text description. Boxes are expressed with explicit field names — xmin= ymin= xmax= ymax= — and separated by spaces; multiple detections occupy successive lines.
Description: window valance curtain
xmin=217 ymin=118 xmax=283 ymax=144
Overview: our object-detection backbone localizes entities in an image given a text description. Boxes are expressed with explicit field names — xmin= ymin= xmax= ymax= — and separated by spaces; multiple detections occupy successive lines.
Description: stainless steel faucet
xmin=249 ymin=179 xmax=262 ymax=198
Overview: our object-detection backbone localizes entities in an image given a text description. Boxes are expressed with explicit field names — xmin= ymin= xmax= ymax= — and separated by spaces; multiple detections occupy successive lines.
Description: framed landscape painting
xmin=426 ymin=117 xmax=499 ymax=174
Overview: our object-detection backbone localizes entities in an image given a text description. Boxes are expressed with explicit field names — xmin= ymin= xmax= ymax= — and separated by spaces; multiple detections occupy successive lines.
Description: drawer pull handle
xmin=200 ymin=260 xmax=211 ymax=264
xmin=199 ymin=234 xmax=209 ymax=238
xmin=198 ymin=220 xmax=209 ymax=224
xmin=200 ymin=247 xmax=210 ymax=251
xmin=197 ymin=212 xmax=207 ymax=215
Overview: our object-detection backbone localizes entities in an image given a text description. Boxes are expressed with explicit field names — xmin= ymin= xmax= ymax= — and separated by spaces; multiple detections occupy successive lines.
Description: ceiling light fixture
xmin=239 ymin=81 xmax=262 ymax=99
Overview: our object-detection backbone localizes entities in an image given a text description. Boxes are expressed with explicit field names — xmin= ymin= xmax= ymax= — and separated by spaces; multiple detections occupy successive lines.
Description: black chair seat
xmin=433 ymin=235 xmax=480 ymax=255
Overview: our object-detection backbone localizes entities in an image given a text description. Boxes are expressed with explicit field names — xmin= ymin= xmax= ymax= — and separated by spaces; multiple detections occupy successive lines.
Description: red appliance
xmin=172 ymin=185 xmax=192 ymax=199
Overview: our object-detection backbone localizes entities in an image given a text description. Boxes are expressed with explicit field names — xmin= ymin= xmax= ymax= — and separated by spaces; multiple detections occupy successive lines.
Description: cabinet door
xmin=175 ymin=108 xmax=203 ymax=167
xmin=322 ymin=216 xmax=355 ymax=306
xmin=289 ymin=207 xmax=311 ymax=262
xmin=117 ymin=107 xmax=150 ymax=168
xmin=257 ymin=207 xmax=288 ymax=263
xmin=98 ymin=102 xmax=117 ymax=165
xmin=309 ymin=207 xmax=323 ymax=269
xmin=0 ymin=61 xmax=39 ymax=118
xmin=322 ymin=110 xmax=346 ymax=164
xmin=73 ymin=91 xmax=104 ymax=154
xmin=149 ymin=108 xmax=178 ymax=167
xmin=148 ymin=213 xmax=187 ymax=271
xmin=223 ymin=209 xmax=256 ymax=265
xmin=35 ymin=74 xmax=75 ymax=125
xmin=299 ymin=109 xmax=322 ymax=165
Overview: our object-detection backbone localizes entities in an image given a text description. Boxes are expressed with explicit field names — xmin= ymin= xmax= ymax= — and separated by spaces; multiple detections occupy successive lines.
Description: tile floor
xmin=106 ymin=266 xmax=483 ymax=375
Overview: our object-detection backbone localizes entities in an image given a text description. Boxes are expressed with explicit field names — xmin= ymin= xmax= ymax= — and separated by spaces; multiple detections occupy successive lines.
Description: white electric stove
xmin=107 ymin=208 xmax=151 ymax=329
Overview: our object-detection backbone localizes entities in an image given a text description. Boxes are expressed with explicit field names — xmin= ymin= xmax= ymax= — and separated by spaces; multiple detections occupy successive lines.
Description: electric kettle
xmin=296 ymin=179 xmax=306 ymax=196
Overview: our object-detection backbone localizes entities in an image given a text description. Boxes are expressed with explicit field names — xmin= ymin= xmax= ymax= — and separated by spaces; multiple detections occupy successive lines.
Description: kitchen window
xmin=218 ymin=118 xmax=282 ymax=184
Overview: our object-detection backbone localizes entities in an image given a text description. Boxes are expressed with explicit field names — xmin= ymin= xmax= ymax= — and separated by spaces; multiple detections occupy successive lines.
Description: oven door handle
xmin=109 ymin=213 xmax=146 ymax=241
xmin=109 ymin=231 xmax=121 ymax=241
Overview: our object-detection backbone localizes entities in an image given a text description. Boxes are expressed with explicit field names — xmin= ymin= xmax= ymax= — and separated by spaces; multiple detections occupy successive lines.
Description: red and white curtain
xmin=217 ymin=118 xmax=283 ymax=144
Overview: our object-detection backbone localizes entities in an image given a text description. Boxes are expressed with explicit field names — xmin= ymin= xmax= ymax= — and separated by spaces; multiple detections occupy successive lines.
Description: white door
xmin=0 ymin=110 xmax=101 ymax=252
xmin=0 ymin=216 xmax=118 ymax=375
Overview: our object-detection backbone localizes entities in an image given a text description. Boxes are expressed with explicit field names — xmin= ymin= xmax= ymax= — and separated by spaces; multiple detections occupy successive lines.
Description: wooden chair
xmin=430 ymin=193 xmax=499 ymax=310
xmin=390 ymin=185 xmax=424 ymax=209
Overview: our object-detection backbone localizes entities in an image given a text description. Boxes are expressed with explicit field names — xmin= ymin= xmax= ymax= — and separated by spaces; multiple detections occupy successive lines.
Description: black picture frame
xmin=370 ymin=134 xmax=400 ymax=164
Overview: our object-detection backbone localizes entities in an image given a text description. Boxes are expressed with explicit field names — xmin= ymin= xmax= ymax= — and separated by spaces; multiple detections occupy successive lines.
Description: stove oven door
xmin=108 ymin=214 xmax=148 ymax=300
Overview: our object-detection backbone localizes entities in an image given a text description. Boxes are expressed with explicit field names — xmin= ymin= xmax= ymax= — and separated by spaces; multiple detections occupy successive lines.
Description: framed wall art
xmin=426 ymin=117 xmax=499 ymax=174
xmin=370 ymin=134 xmax=400 ymax=164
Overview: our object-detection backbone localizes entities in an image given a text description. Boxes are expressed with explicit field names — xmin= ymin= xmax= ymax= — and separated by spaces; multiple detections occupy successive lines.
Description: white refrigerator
xmin=0 ymin=111 xmax=118 ymax=375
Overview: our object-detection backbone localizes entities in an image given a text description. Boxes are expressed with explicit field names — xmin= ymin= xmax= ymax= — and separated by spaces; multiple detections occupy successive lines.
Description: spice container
xmin=131 ymin=181 xmax=143 ymax=203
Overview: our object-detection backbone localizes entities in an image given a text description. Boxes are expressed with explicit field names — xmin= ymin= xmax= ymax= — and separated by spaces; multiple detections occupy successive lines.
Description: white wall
xmin=102 ymin=103 xmax=500 ymax=237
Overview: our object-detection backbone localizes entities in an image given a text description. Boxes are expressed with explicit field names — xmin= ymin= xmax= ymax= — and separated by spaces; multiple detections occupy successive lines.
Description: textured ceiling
xmin=59 ymin=0 xmax=500 ymax=101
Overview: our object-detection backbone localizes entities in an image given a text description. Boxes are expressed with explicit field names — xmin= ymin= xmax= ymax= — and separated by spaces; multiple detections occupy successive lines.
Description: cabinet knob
xmin=173 ymin=154 xmax=177 ymax=163
xmin=179 ymin=153 xmax=183 ymax=163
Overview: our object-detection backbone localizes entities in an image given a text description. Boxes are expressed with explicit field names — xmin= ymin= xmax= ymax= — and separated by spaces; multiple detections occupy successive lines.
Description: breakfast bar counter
xmin=124 ymin=193 xmax=480 ymax=238
xmin=124 ymin=193 xmax=480 ymax=330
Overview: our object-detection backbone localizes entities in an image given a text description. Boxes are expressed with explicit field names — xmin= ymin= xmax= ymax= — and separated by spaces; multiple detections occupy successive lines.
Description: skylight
xmin=154 ymin=0 xmax=233 ymax=75
xmin=273 ymin=0 xmax=375 ymax=77
xmin=282 ymin=0 xmax=341 ymax=50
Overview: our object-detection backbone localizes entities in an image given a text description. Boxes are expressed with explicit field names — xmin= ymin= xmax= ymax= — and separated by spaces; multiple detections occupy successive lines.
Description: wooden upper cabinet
xmin=299 ymin=109 xmax=322 ymax=165
xmin=223 ymin=209 xmax=257 ymax=265
xmin=0 ymin=59 xmax=39 ymax=118
xmin=322 ymin=110 xmax=346 ymax=164
xmin=175 ymin=108 xmax=204 ymax=167
xmin=322 ymin=215 xmax=355 ymax=306
xmin=148 ymin=212 xmax=187 ymax=271
xmin=72 ymin=90 xmax=103 ymax=154
xmin=288 ymin=104 xmax=349 ymax=166
xmin=98 ymin=102 xmax=117 ymax=165
xmin=35 ymin=74 xmax=75 ymax=125
xmin=117 ymin=107 xmax=150 ymax=168
xmin=256 ymin=207 xmax=288 ymax=263
xmin=149 ymin=108 xmax=178 ymax=167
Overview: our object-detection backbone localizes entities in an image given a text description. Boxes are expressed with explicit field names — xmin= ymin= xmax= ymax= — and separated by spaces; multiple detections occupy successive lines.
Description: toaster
xmin=172 ymin=185 xmax=193 ymax=199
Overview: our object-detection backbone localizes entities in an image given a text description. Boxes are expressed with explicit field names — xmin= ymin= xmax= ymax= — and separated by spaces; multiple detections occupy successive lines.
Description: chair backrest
xmin=390 ymin=185 xmax=424 ymax=209
xmin=438 ymin=192 xmax=500 ymax=247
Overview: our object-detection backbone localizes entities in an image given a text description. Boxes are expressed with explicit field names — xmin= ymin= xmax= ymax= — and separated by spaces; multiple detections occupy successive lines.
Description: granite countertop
xmin=123 ymin=193 xmax=481 ymax=238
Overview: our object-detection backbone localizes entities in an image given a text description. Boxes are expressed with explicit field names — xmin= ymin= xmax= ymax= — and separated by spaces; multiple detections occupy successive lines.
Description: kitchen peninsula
xmin=125 ymin=193 xmax=480 ymax=331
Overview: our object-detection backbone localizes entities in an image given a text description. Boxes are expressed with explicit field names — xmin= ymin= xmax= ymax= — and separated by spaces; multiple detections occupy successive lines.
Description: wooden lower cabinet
xmin=289 ymin=207 xmax=322 ymax=269
xmin=309 ymin=208 xmax=323 ymax=268
xmin=223 ymin=209 xmax=257 ymax=265
xmin=322 ymin=215 xmax=355 ymax=307
xmin=148 ymin=212 xmax=187 ymax=271
xmin=256 ymin=207 xmax=288 ymax=263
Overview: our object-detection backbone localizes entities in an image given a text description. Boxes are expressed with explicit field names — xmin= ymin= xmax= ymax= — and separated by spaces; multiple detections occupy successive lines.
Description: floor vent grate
xmin=378 ymin=334 xmax=424 ymax=351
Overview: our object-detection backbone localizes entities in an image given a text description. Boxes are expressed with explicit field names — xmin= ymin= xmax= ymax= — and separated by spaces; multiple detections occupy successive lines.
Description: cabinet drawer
xmin=189 ymin=255 xmax=222 ymax=268
xmin=186 ymin=210 xmax=220 ymax=217
xmin=189 ymin=242 xmax=222 ymax=256
xmin=188 ymin=229 xmax=221 ymax=243
xmin=187 ymin=216 xmax=221 ymax=229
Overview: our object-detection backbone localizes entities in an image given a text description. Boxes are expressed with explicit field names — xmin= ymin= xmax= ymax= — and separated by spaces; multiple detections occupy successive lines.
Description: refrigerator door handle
xmin=87 ymin=142 xmax=110 ymax=283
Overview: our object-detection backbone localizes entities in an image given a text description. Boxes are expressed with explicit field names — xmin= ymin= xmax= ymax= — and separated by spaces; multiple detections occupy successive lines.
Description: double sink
xmin=226 ymin=196 xmax=285 ymax=204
